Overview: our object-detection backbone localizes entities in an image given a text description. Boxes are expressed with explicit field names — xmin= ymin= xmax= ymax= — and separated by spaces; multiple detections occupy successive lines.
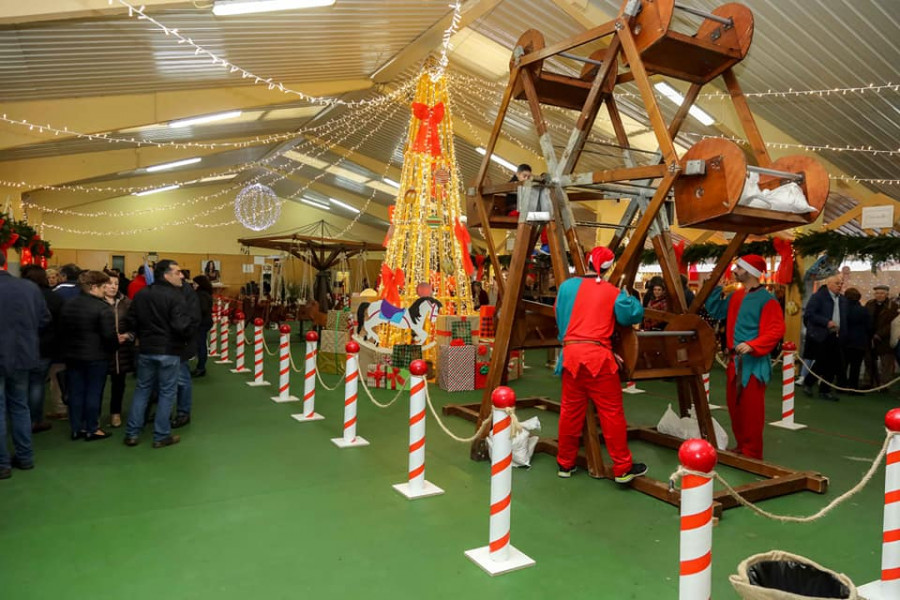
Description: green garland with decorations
xmin=0 ymin=212 xmax=52 ymax=258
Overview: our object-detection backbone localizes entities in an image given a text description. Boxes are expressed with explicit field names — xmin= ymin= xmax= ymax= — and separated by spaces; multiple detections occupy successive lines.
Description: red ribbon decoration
xmin=773 ymin=238 xmax=794 ymax=284
xmin=453 ymin=218 xmax=474 ymax=276
xmin=672 ymin=240 xmax=687 ymax=275
xmin=379 ymin=264 xmax=405 ymax=307
xmin=475 ymin=255 xmax=486 ymax=281
xmin=411 ymin=102 xmax=444 ymax=156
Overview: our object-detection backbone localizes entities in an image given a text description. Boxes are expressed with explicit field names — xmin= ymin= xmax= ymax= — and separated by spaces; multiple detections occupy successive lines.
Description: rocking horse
xmin=356 ymin=297 xmax=442 ymax=346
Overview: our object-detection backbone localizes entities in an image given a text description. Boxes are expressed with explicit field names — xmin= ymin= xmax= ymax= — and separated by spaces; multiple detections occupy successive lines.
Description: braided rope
xmin=358 ymin=374 xmax=408 ymax=409
xmin=423 ymin=382 xmax=491 ymax=443
xmin=668 ymin=430 xmax=896 ymax=523
xmin=796 ymin=355 xmax=900 ymax=394
xmin=261 ymin=334 xmax=279 ymax=357
xmin=315 ymin=360 xmax=345 ymax=391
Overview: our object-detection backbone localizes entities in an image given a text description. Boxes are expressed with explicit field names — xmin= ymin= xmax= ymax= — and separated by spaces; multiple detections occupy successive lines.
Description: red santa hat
xmin=734 ymin=254 xmax=767 ymax=279
xmin=588 ymin=246 xmax=615 ymax=273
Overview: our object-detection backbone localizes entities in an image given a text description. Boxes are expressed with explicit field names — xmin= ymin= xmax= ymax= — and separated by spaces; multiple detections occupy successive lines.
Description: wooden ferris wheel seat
xmin=510 ymin=29 xmax=618 ymax=111
xmin=619 ymin=0 xmax=754 ymax=84
xmin=615 ymin=312 xmax=716 ymax=381
xmin=673 ymin=138 xmax=830 ymax=234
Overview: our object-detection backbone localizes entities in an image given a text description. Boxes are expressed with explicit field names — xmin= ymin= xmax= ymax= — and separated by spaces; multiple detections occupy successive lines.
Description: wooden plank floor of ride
xmin=448 ymin=0 xmax=829 ymax=514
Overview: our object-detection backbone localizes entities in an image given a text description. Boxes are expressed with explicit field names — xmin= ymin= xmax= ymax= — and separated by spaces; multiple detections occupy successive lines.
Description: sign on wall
xmin=861 ymin=205 xmax=894 ymax=230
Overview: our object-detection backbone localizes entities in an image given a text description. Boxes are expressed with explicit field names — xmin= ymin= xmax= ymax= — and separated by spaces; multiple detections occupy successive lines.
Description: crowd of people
xmin=0 ymin=254 xmax=215 ymax=479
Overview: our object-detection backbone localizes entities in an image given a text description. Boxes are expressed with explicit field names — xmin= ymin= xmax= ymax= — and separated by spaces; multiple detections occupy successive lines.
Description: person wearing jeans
xmin=20 ymin=265 xmax=64 ymax=433
xmin=127 ymin=354 xmax=180 ymax=443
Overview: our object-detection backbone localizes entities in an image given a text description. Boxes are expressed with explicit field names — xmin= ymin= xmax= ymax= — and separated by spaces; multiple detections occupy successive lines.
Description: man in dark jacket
xmin=802 ymin=276 xmax=846 ymax=400
xmin=865 ymin=284 xmax=898 ymax=389
xmin=0 ymin=252 xmax=50 ymax=478
xmin=173 ymin=279 xmax=201 ymax=429
xmin=123 ymin=260 xmax=191 ymax=448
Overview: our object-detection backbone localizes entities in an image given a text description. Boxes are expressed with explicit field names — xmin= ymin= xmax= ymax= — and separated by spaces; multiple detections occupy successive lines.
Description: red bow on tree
xmin=411 ymin=102 xmax=444 ymax=156
xmin=453 ymin=218 xmax=474 ymax=276
xmin=379 ymin=264 xmax=405 ymax=307
xmin=475 ymin=255 xmax=486 ymax=281
xmin=672 ymin=240 xmax=687 ymax=275
xmin=773 ymin=238 xmax=794 ymax=284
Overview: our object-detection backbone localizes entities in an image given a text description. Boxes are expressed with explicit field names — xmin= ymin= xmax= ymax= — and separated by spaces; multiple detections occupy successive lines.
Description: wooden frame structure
xmin=445 ymin=0 xmax=828 ymax=513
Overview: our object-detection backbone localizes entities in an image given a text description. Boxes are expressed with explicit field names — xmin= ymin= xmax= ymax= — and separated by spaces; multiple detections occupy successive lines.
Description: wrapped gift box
xmin=438 ymin=345 xmax=476 ymax=392
xmin=320 ymin=330 xmax=349 ymax=354
xmin=506 ymin=349 xmax=524 ymax=381
xmin=318 ymin=351 xmax=344 ymax=375
xmin=386 ymin=367 xmax=409 ymax=390
xmin=326 ymin=309 xmax=352 ymax=332
xmin=434 ymin=314 xmax=480 ymax=346
xmin=391 ymin=344 xmax=422 ymax=369
xmin=479 ymin=305 xmax=496 ymax=339
xmin=474 ymin=360 xmax=490 ymax=389
xmin=366 ymin=363 xmax=388 ymax=389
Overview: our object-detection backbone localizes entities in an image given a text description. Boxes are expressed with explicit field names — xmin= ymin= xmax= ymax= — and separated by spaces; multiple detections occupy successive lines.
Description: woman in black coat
xmin=192 ymin=275 xmax=214 ymax=377
xmin=840 ymin=287 xmax=872 ymax=394
xmin=103 ymin=276 xmax=135 ymax=427
xmin=60 ymin=271 xmax=118 ymax=441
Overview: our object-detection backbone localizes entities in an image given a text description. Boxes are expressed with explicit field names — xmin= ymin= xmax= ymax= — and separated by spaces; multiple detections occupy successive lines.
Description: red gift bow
xmin=672 ymin=240 xmax=687 ymax=275
xmin=449 ymin=339 xmax=465 ymax=347
xmin=387 ymin=367 xmax=406 ymax=389
xmin=477 ymin=344 xmax=489 ymax=356
xmin=453 ymin=218 xmax=474 ymax=276
xmin=475 ymin=255 xmax=486 ymax=281
xmin=411 ymin=102 xmax=444 ymax=156
xmin=379 ymin=264 xmax=404 ymax=307
xmin=773 ymin=238 xmax=794 ymax=284
xmin=0 ymin=232 xmax=19 ymax=252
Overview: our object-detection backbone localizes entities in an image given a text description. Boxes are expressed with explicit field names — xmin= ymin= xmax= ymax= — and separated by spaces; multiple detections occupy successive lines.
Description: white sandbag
xmin=739 ymin=172 xmax=815 ymax=214
xmin=486 ymin=416 xmax=541 ymax=468
xmin=656 ymin=404 xmax=729 ymax=450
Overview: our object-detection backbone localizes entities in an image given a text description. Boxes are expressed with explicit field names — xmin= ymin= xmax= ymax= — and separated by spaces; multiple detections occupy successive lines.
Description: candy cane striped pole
xmin=271 ymin=324 xmax=298 ymax=403
xmin=703 ymin=372 xmax=723 ymax=410
xmin=209 ymin=306 xmax=219 ymax=357
xmin=246 ymin=317 xmax=270 ymax=387
xmin=229 ymin=312 xmax=250 ymax=373
xmin=623 ymin=380 xmax=645 ymax=394
xmin=393 ymin=360 xmax=444 ymax=499
xmin=291 ymin=331 xmax=324 ymax=422
xmin=332 ymin=341 xmax=369 ymax=447
xmin=859 ymin=409 xmax=900 ymax=600
xmin=678 ymin=439 xmax=717 ymax=600
xmin=215 ymin=313 xmax=232 ymax=364
xmin=465 ymin=386 xmax=535 ymax=576
xmin=770 ymin=342 xmax=806 ymax=430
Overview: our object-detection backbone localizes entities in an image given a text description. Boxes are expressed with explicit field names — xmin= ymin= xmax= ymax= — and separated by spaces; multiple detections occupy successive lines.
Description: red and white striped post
xmin=271 ymin=324 xmax=298 ymax=403
xmin=703 ymin=372 xmax=723 ymax=410
xmin=229 ymin=312 xmax=250 ymax=373
xmin=623 ymin=380 xmax=644 ymax=394
xmin=332 ymin=341 xmax=369 ymax=447
xmin=215 ymin=312 xmax=232 ymax=364
xmin=859 ymin=409 xmax=900 ymax=599
xmin=677 ymin=439 xmax=717 ymax=600
xmin=465 ymin=386 xmax=535 ymax=576
xmin=393 ymin=359 xmax=444 ymax=499
xmin=291 ymin=331 xmax=324 ymax=422
xmin=770 ymin=341 xmax=806 ymax=431
xmin=209 ymin=306 xmax=220 ymax=357
xmin=246 ymin=317 xmax=270 ymax=387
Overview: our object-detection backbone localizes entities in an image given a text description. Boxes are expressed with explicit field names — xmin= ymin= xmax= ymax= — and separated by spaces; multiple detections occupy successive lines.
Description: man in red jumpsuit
xmin=705 ymin=254 xmax=785 ymax=459
xmin=554 ymin=247 xmax=647 ymax=482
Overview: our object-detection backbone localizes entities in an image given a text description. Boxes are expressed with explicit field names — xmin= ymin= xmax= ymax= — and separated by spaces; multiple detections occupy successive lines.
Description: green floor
xmin=1 ymin=331 xmax=894 ymax=599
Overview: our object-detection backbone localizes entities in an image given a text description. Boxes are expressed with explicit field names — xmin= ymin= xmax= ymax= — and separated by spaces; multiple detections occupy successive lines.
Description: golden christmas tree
xmin=379 ymin=69 xmax=475 ymax=332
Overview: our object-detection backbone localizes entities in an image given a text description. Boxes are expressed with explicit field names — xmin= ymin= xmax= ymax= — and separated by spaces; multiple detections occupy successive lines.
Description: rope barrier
xmin=261 ymin=334 xmax=279 ymax=357
xmin=423 ymin=381 xmax=492 ymax=443
xmin=796 ymin=355 xmax=900 ymax=394
xmin=715 ymin=351 xmax=783 ymax=370
xmin=668 ymin=430 xmax=897 ymax=523
xmin=358 ymin=374 xmax=408 ymax=409
xmin=315 ymin=362 xmax=344 ymax=391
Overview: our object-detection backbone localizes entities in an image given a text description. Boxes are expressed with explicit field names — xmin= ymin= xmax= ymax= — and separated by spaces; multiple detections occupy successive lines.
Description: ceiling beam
xmin=0 ymin=0 xmax=191 ymax=25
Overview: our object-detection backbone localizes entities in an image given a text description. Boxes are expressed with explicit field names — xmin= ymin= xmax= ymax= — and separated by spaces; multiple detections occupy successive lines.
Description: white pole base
xmin=708 ymin=403 xmax=724 ymax=410
xmin=858 ymin=580 xmax=888 ymax=599
xmin=622 ymin=387 xmax=645 ymax=394
xmin=331 ymin=436 xmax=370 ymax=448
xmin=214 ymin=359 xmax=233 ymax=364
xmin=246 ymin=380 xmax=271 ymax=387
xmin=290 ymin=412 xmax=325 ymax=422
xmin=392 ymin=480 xmax=445 ymax=500
xmin=229 ymin=367 xmax=251 ymax=374
xmin=270 ymin=395 xmax=300 ymax=403
xmin=465 ymin=545 xmax=536 ymax=576
xmin=769 ymin=419 xmax=808 ymax=431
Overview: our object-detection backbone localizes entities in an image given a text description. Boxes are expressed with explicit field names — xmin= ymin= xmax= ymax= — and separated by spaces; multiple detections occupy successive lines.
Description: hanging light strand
xmin=429 ymin=1 xmax=463 ymax=81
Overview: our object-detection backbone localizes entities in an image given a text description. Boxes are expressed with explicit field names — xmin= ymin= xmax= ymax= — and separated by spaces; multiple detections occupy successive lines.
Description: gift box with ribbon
xmin=479 ymin=305 xmax=496 ymax=339
xmin=474 ymin=361 xmax=490 ymax=389
xmin=434 ymin=314 xmax=480 ymax=346
xmin=317 ymin=351 xmax=344 ymax=375
xmin=326 ymin=308 xmax=352 ymax=332
xmin=391 ymin=344 xmax=422 ymax=369
xmin=366 ymin=363 xmax=388 ymax=388
xmin=320 ymin=330 xmax=348 ymax=354
xmin=438 ymin=344 xmax=476 ymax=392
xmin=386 ymin=367 xmax=409 ymax=390
xmin=506 ymin=349 xmax=524 ymax=381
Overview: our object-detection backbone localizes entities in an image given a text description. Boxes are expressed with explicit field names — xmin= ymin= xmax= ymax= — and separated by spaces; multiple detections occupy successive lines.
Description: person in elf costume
xmin=705 ymin=254 xmax=785 ymax=459
xmin=554 ymin=246 xmax=647 ymax=482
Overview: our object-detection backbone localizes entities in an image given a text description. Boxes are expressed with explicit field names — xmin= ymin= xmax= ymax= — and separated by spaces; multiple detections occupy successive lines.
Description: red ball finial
xmin=279 ymin=324 xmax=291 ymax=334
xmin=491 ymin=386 xmax=516 ymax=409
xmin=678 ymin=439 xmax=718 ymax=473
xmin=235 ymin=311 xmax=245 ymax=321
xmin=305 ymin=331 xmax=319 ymax=342
xmin=409 ymin=359 xmax=427 ymax=376
xmin=253 ymin=318 xmax=264 ymax=326
xmin=886 ymin=408 xmax=900 ymax=433
xmin=346 ymin=340 xmax=360 ymax=354
xmin=477 ymin=344 xmax=489 ymax=357
xmin=782 ymin=341 xmax=797 ymax=352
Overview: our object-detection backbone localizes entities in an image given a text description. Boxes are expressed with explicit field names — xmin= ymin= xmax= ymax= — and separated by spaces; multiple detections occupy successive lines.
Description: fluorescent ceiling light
xmin=145 ymin=157 xmax=202 ymax=173
xmin=383 ymin=178 xmax=401 ymax=188
xmin=212 ymin=0 xmax=335 ymax=17
xmin=476 ymin=147 xmax=517 ymax=172
xmin=301 ymin=198 xmax=330 ymax=210
xmin=197 ymin=173 xmax=237 ymax=183
xmin=325 ymin=165 xmax=371 ymax=184
xmin=133 ymin=184 xmax=181 ymax=197
xmin=653 ymin=82 xmax=715 ymax=126
xmin=283 ymin=150 xmax=329 ymax=170
xmin=329 ymin=198 xmax=360 ymax=214
xmin=168 ymin=110 xmax=243 ymax=128
xmin=368 ymin=181 xmax=400 ymax=195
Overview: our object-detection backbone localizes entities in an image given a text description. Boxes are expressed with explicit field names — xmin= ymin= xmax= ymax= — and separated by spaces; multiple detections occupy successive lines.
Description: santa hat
xmin=588 ymin=246 xmax=615 ymax=273
xmin=735 ymin=254 xmax=767 ymax=279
